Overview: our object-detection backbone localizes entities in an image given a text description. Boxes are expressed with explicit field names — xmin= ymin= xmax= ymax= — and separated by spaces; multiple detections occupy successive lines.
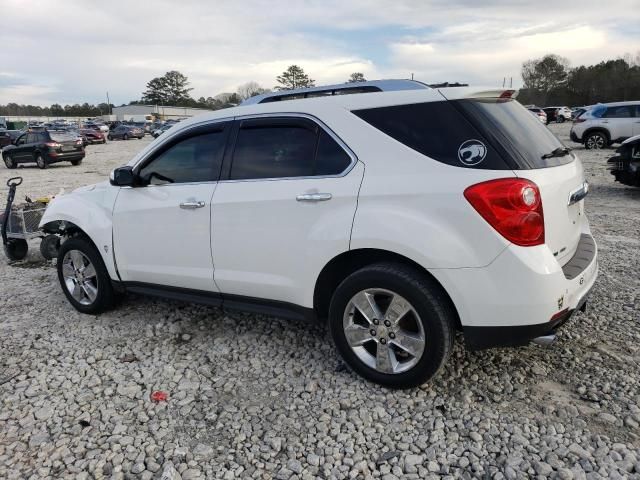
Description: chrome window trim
xmin=220 ymin=112 xmax=358 ymax=183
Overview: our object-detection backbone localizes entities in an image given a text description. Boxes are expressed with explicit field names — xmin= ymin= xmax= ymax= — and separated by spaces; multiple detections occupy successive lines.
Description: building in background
xmin=110 ymin=104 xmax=213 ymax=122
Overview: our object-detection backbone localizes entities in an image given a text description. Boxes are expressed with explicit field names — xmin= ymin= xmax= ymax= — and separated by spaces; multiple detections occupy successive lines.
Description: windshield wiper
xmin=542 ymin=147 xmax=572 ymax=159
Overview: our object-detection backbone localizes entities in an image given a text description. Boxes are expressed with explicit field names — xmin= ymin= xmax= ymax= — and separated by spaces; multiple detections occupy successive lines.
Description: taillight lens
xmin=464 ymin=178 xmax=545 ymax=246
xmin=45 ymin=142 xmax=61 ymax=148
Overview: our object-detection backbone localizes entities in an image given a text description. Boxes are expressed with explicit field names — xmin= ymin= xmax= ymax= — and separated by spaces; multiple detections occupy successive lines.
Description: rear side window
xmin=231 ymin=125 xmax=316 ymax=179
xmin=602 ymin=105 xmax=633 ymax=118
xmin=316 ymin=130 xmax=352 ymax=175
xmin=49 ymin=133 xmax=76 ymax=142
xmin=353 ymin=101 xmax=509 ymax=169
xmin=229 ymin=118 xmax=353 ymax=180
xmin=139 ymin=131 xmax=226 ymax=184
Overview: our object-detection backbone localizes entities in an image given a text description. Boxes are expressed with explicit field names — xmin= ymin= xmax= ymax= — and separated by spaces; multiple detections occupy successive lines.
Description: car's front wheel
xmin=71 ymin=159 xmax=82 ymax=166
xmin=123 ymin=133 xmax=129 ymax=140
xmin=107 ymin=134 xmax=113 ymax=141
xmin=329 ymin=263 xmax=455 ymax=389
xmin=585 ymin=131 xmax=608 ymax=150
xmin=57 ymin=236 xmax=115 ymax=314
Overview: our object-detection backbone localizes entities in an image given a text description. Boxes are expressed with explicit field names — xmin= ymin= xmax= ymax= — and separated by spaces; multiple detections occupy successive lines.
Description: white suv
xmin=570 ymin=101 xmax=640 ymax=149
xmin=40 ymin=86 xmax=598 ymax=388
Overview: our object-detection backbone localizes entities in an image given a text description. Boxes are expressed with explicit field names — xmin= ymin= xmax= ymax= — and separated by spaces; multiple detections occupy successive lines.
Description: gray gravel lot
xmin=1 ymin=124 xmax=639 ymax=479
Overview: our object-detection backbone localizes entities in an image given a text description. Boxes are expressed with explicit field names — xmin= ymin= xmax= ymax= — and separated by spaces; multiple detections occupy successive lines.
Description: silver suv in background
xmin=570 ymin=101 xmax=640 ymax=149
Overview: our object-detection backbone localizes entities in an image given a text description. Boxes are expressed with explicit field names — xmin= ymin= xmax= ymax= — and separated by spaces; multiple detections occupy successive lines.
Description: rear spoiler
xmin=438 ymin=87 xmax=519 ymax=100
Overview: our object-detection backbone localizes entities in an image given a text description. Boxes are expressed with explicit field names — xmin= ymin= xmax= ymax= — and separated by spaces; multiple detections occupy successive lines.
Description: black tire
xmin=557 ymin=116 xmax=565 ymax=123
xmin=3 ymin=154 xmax=16 ymax=169
xmin=107 ymin=134 xmax=113 ymax=141
xmin=4 ymin=239 xmax=28 ymax=261
xmin=102 ymin=139 xmax=106 ymax=144
xmin=56 ymin=236 xmax=115 ymax=314
xmin=585 ymin=131 xmax=608 ymax=150
xmin=123 ymin=133 xmax=129 ymax=140
xmin=328 ymin=263 xmax=455 ymax=389
xmin=71 ymin=159 xmax=82 ymax=166
xmin=40 ymin=234 xmax=60 ymax=260
xmin=35 ymin=153 xmax=47 ymax=169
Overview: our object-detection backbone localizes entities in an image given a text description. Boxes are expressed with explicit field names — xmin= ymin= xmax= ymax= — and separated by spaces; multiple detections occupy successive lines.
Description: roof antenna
xmin=411 ymin=73 xmax=414 ymax=80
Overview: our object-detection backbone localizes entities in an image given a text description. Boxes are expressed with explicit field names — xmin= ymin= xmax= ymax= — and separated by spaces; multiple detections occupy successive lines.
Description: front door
xmin=211 ymin=117 xmax=364 ymax=307
xmin=113 ymin=123 xmax=229 ymax=291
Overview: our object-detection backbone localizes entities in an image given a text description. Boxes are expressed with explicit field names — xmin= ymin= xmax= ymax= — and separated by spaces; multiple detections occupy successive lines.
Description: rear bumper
xmin=463 ymin=286 xmax=591 ymax=350
xmin=46 ymin=152 xmax=85 ymax=163
xmin=429 ymin=230 xmax=598 ymax=348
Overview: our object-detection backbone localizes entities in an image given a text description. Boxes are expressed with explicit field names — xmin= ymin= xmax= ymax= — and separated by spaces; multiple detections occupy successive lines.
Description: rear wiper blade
xmin=542 ymin=147 xmax=572 ymax=159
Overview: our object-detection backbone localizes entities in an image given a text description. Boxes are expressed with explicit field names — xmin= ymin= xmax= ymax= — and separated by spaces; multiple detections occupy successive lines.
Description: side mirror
xmin=110 ymin=166 xmax=136 ymax=187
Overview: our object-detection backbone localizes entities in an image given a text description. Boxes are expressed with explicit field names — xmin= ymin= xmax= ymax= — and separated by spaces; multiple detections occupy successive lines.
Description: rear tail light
xmin=499 ymin=90 xmax=516 ymax=99
xmin=45 ymin=142 xmax=61 ymax=148
xmin=464 ymin=178 xmax=545 ymax=247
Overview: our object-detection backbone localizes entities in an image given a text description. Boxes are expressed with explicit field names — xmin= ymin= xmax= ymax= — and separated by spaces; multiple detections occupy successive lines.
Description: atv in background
xmin=608 ymin=135 xmax=640 ymax=188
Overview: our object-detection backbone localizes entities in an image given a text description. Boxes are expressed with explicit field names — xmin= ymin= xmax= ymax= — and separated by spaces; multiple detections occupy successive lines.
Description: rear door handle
xmin=296 ymin=193 xmax=332 ymax=202
xmin=179 ymin=201 xmax=205 ymax=209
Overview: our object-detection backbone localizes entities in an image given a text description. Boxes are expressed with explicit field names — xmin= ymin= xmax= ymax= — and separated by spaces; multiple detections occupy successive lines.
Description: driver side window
xmin=139 ymin=130 xmax=226 ymax=185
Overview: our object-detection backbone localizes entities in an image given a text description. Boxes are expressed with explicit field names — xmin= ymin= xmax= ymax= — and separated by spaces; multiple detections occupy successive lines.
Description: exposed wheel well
xmin=41 ymin=220 xmax=94 ymax=245
xmin=313 ymin=248 xmax=461 ymax=329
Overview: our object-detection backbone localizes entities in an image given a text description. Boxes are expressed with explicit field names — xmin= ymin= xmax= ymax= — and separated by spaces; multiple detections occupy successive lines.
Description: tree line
xmin=518 ymin=53 xmax=640 ymax=107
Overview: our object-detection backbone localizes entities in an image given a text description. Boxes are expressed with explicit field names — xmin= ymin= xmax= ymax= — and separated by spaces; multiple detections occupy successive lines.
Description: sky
xmin=1 ymin=0 xmax=639 ymax=106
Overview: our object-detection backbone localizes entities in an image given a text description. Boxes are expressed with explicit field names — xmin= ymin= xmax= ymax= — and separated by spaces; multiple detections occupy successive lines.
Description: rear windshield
xmin=454 ymin=99 xmax=572 ymax=168
xmin=49 ymin=133 xmax=76 ymax=142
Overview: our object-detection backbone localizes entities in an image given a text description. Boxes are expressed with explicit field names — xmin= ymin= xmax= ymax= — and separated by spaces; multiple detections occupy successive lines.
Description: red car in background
xmin=80 ymin=128 xmax=105 ymax=145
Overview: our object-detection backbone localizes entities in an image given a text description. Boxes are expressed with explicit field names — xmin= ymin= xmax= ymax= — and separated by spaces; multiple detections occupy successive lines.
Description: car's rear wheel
xmin=585 ymin=131 xmax=608 ymax=150
xmin=107 ymin=134 xmax=113 ymax=141
xmin=35 ymin=153 xmax=47 ymax=169
xmin=56 ymin=236 xmax=115 ymax=314
xmin=123 ymin=133 xmax=129 ymax=140
xmin=557 ymin=115 xmax=565 ymax=123
xmin=3 ymin=154 xmax=16 ymax=169
xmin=329 ymin=263 xmax=454 ymax=389
xmin=71 ymin=159 xmax=82 ymax=166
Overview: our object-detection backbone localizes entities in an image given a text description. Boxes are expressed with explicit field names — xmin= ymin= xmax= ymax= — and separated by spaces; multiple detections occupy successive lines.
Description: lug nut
xmin=380 ymin=338 xmax=387 ymax=345
xmin=384 ymin=320 xmax=391 ymax=327
xmin=389 ymin=332 xmax=396 ymax=339
xmin=370 ymin=329 xmax=377 ymax=336
xmin=373 ymin=318 xmax=379 ymax=325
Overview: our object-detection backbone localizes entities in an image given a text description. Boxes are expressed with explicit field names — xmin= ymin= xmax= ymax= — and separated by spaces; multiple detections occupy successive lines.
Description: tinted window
xmin=230 ymin=124 xmax=316 ymax=179
xmin=353 ymin=101 xmax=509 ymax=169
xmin=456 ymin=99 xmax=571 ymax=169
xmin=16 ymin=135 xmax=26 ymax=145
xmin=316 ymin=130 xmax=351 ymax=175
xmin=603 ymin=106 xmax=633 ymax=118
xmin=26 ymin=134 xmax=38 ymax=143
xmin=139 ymin=131 xmax=226 ymax=184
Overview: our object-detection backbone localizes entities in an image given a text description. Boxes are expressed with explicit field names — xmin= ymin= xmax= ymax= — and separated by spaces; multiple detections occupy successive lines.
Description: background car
xmin=0 ymin=129 xmax=12 ymax=149
xmin=151 ymin=124 xmax=172 ymax=138
xmin=570 ymin=101 xmax=640 ymax=149
xmin=2 ymin=130 xmax=84 ymax=168
xmin=607 ymin=135 xmax=640 ymax=187
xmin=79 ymin=128 xmax=106 ymax=145
xmin=543 ymin=106 xmax=572 ymax=123
xmin=107 ymin=125 xmax=144 ymax=140
xmin=527 ymin=107 xmax=547 ymax=124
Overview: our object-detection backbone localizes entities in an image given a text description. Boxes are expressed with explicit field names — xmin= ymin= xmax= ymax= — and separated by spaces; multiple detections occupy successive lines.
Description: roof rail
xmin=240 ymin=79 xmax=430 ymax=105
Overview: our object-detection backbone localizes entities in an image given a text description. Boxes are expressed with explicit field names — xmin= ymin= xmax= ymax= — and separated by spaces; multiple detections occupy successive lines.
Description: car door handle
xmin=179 ymin=201 xmax=205 ymax=209
xmin=296 ymin=193 xmax=332 ymax=202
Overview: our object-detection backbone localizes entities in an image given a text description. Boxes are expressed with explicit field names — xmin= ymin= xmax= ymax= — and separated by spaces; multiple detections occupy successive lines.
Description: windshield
xmin=456 ymin=99 xmax=572 ymax=169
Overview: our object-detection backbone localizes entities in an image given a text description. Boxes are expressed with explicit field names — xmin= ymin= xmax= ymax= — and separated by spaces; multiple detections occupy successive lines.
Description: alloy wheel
xmin=586 ymin=134 xmax=606 ymax=149
xmin=342 ymin=288 xmax=426 ymax=374
xmin=61 ymin=250 xmax=98 ymax=305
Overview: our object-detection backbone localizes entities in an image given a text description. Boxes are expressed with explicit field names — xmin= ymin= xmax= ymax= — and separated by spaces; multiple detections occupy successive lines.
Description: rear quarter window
xmin=352 ymin=101 xmax=510 ymax=170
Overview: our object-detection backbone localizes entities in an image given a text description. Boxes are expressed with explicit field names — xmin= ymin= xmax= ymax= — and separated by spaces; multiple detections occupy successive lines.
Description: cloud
xmin=0 ymin=0 xmax=638 ymax=105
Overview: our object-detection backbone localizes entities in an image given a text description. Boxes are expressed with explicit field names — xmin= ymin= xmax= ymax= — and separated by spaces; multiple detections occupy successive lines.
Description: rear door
xmin=113 ymin=122 xmax=229 ymax=291
xmin=634 ymin=105 xmax=640 ymax=136
xmin=10 ymin=134 xmax=28 ymax=161
xmin=211 ymin=116 xmax=363 ymax=306
xmin=601 ymin=105 xmax=634 ymax=140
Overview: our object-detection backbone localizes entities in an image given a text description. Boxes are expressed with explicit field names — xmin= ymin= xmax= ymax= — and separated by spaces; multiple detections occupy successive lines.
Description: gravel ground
xmin=1 ymin=125 xmax=639 ymax=479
